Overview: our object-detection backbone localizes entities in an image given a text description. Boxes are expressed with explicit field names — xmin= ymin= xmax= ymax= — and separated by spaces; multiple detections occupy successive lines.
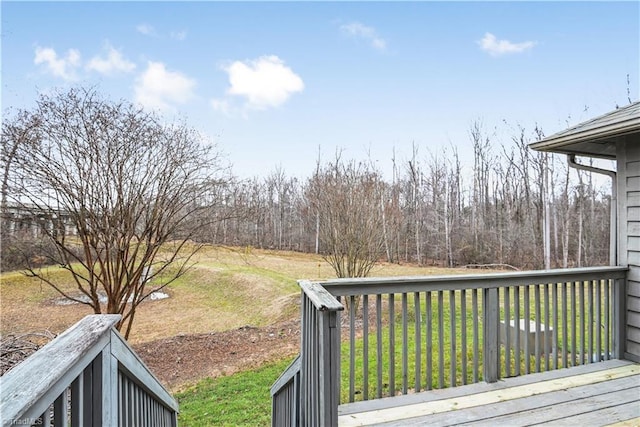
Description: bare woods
xmin=203 ymin=124 xmax=610 ymax=271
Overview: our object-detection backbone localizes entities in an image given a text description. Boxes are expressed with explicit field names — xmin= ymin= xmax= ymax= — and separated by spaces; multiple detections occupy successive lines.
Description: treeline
xmin=200 ymin=122 xmax=611 ymax=270
xmin=2 ymin=116 xmax=611 ymax=273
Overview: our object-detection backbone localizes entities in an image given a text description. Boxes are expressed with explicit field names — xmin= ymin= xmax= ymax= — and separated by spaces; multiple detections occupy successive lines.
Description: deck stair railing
xmin=0 ymin=315 xmax=178 ymax=427
xmin=271 ymin=266 xmax=627 ymax=425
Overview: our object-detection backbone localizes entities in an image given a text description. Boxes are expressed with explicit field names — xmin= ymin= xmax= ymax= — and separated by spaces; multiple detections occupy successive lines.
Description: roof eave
xmin=529 ymin=117 xmax=640 ymax=159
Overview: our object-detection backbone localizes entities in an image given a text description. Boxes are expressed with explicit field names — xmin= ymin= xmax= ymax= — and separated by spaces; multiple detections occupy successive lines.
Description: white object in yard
xmin=500 ymin=319 xmax=555 ymax=356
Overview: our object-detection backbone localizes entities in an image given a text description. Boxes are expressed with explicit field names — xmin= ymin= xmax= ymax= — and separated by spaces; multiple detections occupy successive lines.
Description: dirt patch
xmin=133 ymin=319 xmax=301 ymax=392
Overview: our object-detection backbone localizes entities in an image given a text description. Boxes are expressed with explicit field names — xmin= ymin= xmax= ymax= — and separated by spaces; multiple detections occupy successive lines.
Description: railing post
xmin=319 ymin=309 xmax=341 ymax=426
xmin=297 ymin=280 xmax=343 ymax=427
xmin=483 ymin=287 xmax=499 ymax=383
xmin=613 ymin=277 xmax=626 ymax=359
xmin=99 ymin=343 xmax=119 ymax=427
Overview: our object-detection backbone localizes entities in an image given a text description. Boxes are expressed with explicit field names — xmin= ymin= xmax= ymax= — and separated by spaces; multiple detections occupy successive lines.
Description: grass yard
xmin=339 ymin=284 xmax=615 ymax=403
xmin=176 ymin=357 xmax=296 ymax=427
xmin=0 ymin=245 xmax=322 ymax=343
xmin=0 ymin=245 xmax=469 ymax=343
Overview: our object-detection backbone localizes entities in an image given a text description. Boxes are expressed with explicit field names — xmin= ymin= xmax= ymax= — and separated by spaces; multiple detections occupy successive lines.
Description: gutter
xmin=529 ymin=120 xmax=640 ymax=153
xmin=567 ymin=154 xmax=617 ymax=266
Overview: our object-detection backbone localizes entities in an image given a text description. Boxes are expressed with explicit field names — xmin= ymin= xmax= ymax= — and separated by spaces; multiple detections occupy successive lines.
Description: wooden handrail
xmin=320 ymin=266 xmax=628 ymax=296
xmin=0 ymin=315 xmax=178 ymax=427
xmin=270 ymin=356 xmax=301 ymax=427
xmin=1 ymin=315 xmax=120 ymax=424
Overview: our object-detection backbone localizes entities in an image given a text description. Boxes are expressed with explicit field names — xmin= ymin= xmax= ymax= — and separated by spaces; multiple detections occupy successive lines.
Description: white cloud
xmin=340 ymin=22 xmax=387 ymax=51
xmin=34 ymin=46 xmax=81 ymax=81
xmin=221 ymin=55 xmax=304 ymax=111
xmin=86 ymin=44 xmax=136 ymax=75
xmin=478 ymin=32 xmax=536 ymax=57
xmin=170 ymin=30 xmax=187 ymax=41
xmin=134 ymin=61 xmax=196 ymax=111
xmin=136 ymin=23 xmax=157 ymax=37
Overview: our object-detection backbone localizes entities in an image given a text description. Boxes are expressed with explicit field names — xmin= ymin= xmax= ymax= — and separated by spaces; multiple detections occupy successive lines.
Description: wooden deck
xmin=338 ymin=359 xmax=640 ymax=426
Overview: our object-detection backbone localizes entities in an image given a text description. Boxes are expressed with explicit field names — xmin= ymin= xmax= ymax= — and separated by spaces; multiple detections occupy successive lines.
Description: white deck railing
xmin=272 ymin=266 xmax=628 ymax=426
xmin=0 ymin=315 xmax=178 ymax=427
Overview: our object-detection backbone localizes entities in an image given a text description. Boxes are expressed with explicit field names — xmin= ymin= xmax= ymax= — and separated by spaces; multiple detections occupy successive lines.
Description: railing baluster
xmin=414 ymin=292 xmax=422 ymax=392
xmin=349 ymin=295 xmax=356 ymax=403
xmin=472 ymin=288 xmax=479 ymax=383
xmin=438 ymin=290 xmax=444 ymax=388
xmin=449 ymin=290 xmax=456 ymax=387
xmin=588 ymin=279 xmax=594 ymax=363
xmin=402 ymin=293 xmax=408 ymax=395
xmin=376 ymin=294 xmax=383 ymax=399
xmin=604 ymin=279 xmax=610 ymax=360
xmin=524 ymin=285 xmax=530 ymax=374
xmin=389 ymin=293 xmax=395 ymax=397
xmin=596 ymin=279 xmax=602 ymax=362
xmin=129 ymin=374 xmax=135 ymax=427
xmin=534 ymin=283 xmax=541 ymax=373
xmin=82 ymin=364 xmax=92 ymax=426
xmin=136 ymin=376 xmax=141 ymax=425
xmin=504 ymin=286 xmax=511 ymax=378
xmin=426 ymin=291 xmax=433 ymax=390
xmin=143 ymin=394 xmax=148 ymax=426
xmin=552 ymin=282 xmax=558 ymax=370
xmin=580 ymin=279 xmax=586 ymax=364
xmin=53 ymin=389 xmax=68 ymax=427
xmin=556 ymin=282 xmax=573 ymax=368
xmin=122 ymin=375 xmax=128 ymax=427
xmin=71 ymin=375 xmax=82 ymax=427
xmin=514 ymin=285 xmax=520 ymax=377
xmin=118 ymin=372 xmax=123 ymax=427
xmin=363 ymin=294 xmax=369 ymax=401
xmin=461 ymin=289 xmax=467 ymax=385
xmin=571 ymin=281 xmax=581 ymax=366
xmin=314 ymin=295 xmax=320 ymax=421
xmin=39 ymin=407 xmax=50 ymax=427
xmin=544 ymin=283 xmax=550 ymax=371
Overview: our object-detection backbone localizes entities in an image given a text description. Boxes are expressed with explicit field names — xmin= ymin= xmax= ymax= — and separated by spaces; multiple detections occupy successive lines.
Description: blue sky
xmin=2 ymin=1 xmax=638 ymax=179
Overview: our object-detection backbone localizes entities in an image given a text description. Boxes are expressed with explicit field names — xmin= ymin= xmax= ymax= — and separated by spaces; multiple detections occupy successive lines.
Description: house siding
xmin=619 ymin=136 xmax=640 ymax=361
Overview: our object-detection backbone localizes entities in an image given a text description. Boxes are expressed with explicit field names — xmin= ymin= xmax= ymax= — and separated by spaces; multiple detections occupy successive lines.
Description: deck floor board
xmin=338 ymin=360 xmax=640 ymax=427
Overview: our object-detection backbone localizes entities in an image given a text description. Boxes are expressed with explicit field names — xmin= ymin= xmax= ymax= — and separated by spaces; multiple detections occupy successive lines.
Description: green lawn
xmin=340 ymin=285 xmax=613 ymax=403
xmin=176 ymin=357 xmax=295 ymax=427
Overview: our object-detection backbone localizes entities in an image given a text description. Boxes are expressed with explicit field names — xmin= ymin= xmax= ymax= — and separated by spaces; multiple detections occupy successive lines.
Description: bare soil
xmin=132 ymin=319 xmax=301 ymax=392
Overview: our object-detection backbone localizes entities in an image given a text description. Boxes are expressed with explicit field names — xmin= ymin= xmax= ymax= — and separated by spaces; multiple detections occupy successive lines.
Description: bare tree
xmin=3 ymin=87 xmax=228 ymax=338
xmin=307 ymin=155 xmax=386 ymax=278
xmin=407 ymin=144 xmax=423 ymax=264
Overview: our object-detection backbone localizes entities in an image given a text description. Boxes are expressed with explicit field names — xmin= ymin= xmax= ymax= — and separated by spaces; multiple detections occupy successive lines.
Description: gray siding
xmin=619 ymin=136 xmax=640 ymax=361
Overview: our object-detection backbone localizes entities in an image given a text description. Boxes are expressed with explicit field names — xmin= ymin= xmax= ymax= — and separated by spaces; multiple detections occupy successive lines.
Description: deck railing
xmin=270 ymin=355 xmax=300 ymax=427
xmin=0 ymin=315 xmax=178 ymax=427
xmin=271 ymin=266 xmax=628 ymax=425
